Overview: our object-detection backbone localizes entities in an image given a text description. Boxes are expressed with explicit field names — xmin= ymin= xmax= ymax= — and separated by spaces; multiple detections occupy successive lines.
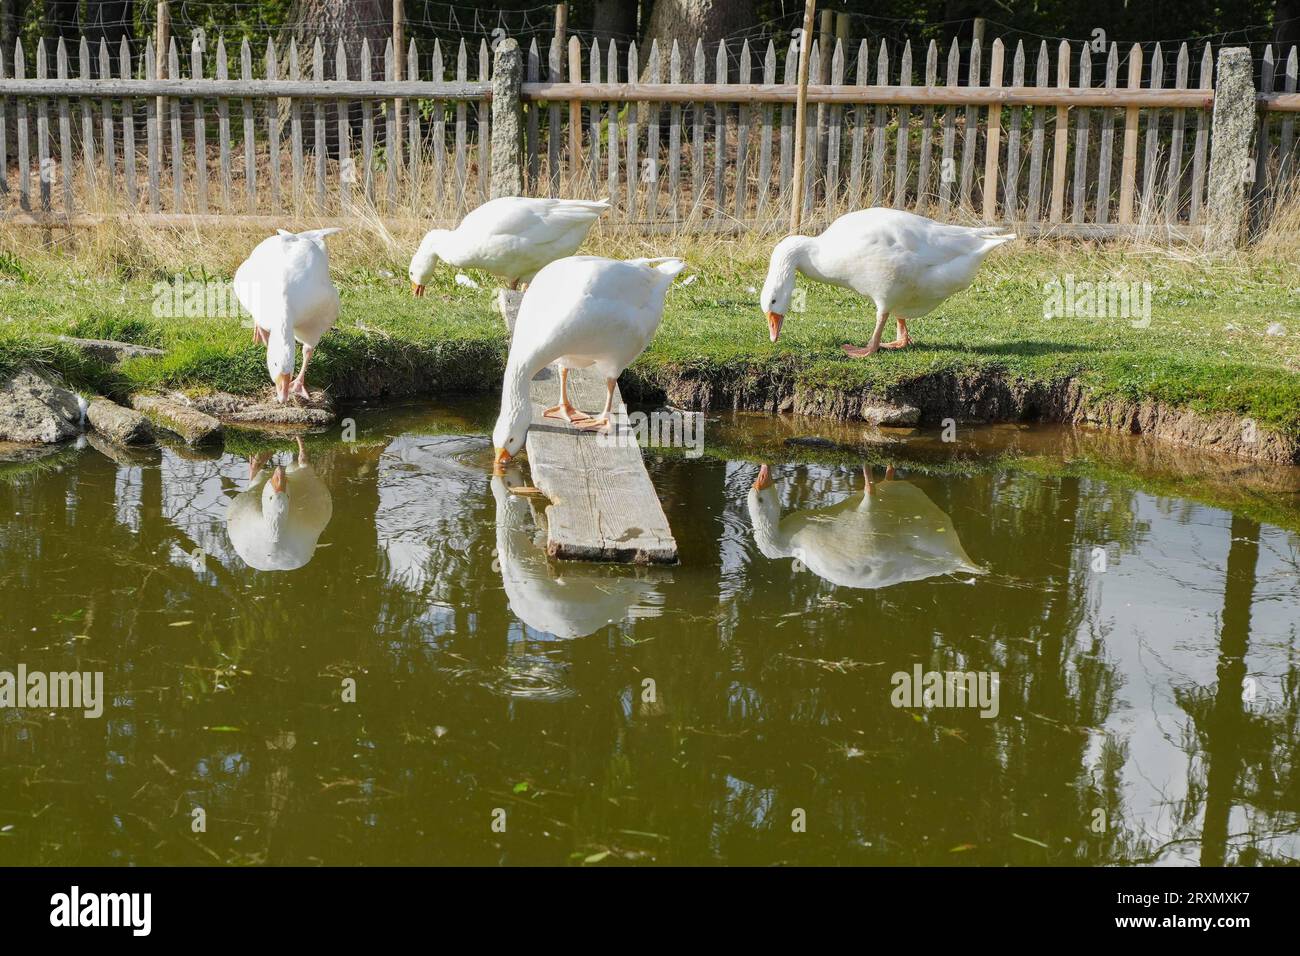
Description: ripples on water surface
xmin=2 ymin=399 xmax=1298 ymax=866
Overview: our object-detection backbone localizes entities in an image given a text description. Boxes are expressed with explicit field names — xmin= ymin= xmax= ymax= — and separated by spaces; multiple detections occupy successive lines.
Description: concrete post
xmin=490 ymin=38 xmax=524 ymax=199
xmin=1205 ymin=47 xmax=1257 ymax=251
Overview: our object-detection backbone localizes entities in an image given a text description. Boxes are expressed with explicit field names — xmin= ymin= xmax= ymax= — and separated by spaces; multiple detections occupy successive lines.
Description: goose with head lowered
xmin=236 ymin=227 xmax=341 ymax=402
xmin=492 ymin=255 xmax=687 ymax=469
xmin=760 ymin=208 xmax=1015 ymax=356
xmin=409 ymin=196 xmax=611 ymax=295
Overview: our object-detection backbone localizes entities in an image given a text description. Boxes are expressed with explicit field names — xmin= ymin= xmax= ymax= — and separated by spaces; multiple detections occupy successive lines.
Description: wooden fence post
xmin=491 ymin=37 xmax=523 ymax=198
xmin=1205 ymin=47 xmax=1256 ymax=250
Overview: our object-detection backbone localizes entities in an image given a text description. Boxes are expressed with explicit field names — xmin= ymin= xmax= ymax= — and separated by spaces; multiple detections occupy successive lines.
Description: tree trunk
xmin=593 ymin=0 xmax=640 ymax=45
xmin=638 ymin=0 xmax=753 ymax=79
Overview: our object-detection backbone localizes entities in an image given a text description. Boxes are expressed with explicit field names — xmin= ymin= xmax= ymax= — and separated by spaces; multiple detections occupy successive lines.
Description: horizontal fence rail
xmin=0 ymin=32 xmax=1296 ymax=241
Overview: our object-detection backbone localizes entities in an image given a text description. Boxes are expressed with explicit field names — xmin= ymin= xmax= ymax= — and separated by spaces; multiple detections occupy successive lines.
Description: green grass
xmin=1 ymin=238 xmax=1298 ymax=435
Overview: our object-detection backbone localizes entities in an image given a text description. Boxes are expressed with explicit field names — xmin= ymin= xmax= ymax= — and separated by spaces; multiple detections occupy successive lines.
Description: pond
xmin=1 ymin=399 xmax=1298 ymax=866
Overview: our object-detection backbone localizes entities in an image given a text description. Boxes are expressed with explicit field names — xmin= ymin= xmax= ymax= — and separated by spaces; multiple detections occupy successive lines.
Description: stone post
xmin=1205 ymin=47 xmax=1257 ymax=251
xmin=490 ymin=38 xmax=524 ymax=199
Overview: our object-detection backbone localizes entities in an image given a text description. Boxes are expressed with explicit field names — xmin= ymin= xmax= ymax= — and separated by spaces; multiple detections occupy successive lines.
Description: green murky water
xmin=2 ymin=399 xmax=1299 ymax=866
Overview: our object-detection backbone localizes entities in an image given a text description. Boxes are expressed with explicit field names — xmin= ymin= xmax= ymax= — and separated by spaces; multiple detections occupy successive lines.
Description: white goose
xmin=226 ymin=439 xmax=334 ymax=572
xmin=492 ymin=255 xmax=686 ymax=467
xmin=747 ymin=464 xmax=983 ymax=590
xmin=236 ymin=227 xmax=341 ymax=402
xmin=760 ymin=208 xmax=1015 ymax=356
xmin=409 ymin=196 xmax=611 ymax=294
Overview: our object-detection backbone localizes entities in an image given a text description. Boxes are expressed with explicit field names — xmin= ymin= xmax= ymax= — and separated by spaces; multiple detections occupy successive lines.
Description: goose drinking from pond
xmin=409 ymin=197 xmax=612 ymax=295
xmin=492 ymin=255 xmax=688 ymax=468
xmin=237 ymin=227 xmax=341 ymax=402
xmin=760 ymin=208 xmax=1015 ymax=356
xmin=747 ymin=463 xmax=984 ymax=590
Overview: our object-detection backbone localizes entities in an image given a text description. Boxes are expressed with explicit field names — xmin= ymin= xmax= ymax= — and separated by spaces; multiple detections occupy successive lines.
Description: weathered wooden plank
xmin=336 ymin=39 xmax=351 ymax=208
xmin=982 ymin=38 xmax=1004 ymax=219
xmin=568 ymin=36 xmax=581 ymax=182
xmin=1049 ymin=40 xmax=1069 ymax=223
xmin=871 ymin=40 xmax=888 ymax=205
xmin=119 ymin=37 xmax=136 ymax=207
xmin=938 ymin=39 xmax=959 ymax=213
xmin=432 ymin=40 xmax=446 ymax=203
xmin=36 ymin=39 xmax=50 ymax=212
xmin=1071 ymin=42 xmax=1091 ymax=224
xmin=847 ymin=39 xmax=868 ymax=209
xmin=1252 ymin=44 xmax=1275 ymax=211
xmin=958 ymin=37 xmax=981 ymax=210
xmin=757 ymin=40 xmax=775 ymax=218
xmin=714 ymin=40 xmax=726 ymax=220
xmin=1096 ymin=43 xmax=1118 ymax=224
xmin=526 ymin=368 xmax=677 ymax=565
xmin=668 ymin=40 xmax=681 ymax=219
xmin=454 ymin=39 xmax=467 ymax=205
xmin=1164 ymin=42 xmax=1188 ymax=223
xmin=407 ymin=39 xmax=420 ymax=188
xmin=1003 ymin=40 xmax=1025 ymax=218
xmin=735 ymin=39 xmax=751 ymax=219
xmin=168 ymin=38 xmax=181 ymax=210
xmin=803 ymin=39 xmax=820 ymax=216
xmin=1026 ymin=42 xmax=1049 ymax=221
xmin=825 ymin=39 xmax=843 ymax=210
xmin=289 ymin=38 xmax=302 ymax=211
xmin=312 ymin=38 xmax=325 ymax=209
xmin=0 ymin=45 xmax=8 ymax=203
xmin=478 ymin=39 xmax=490 ymax=201
xmin=361 ymin=39 xmax=374 ymax=200
xmin=215 ymin=37 xmax=232 ymax=209
xmin=589 ymin=40 xmax=602 ymax=194
xmin=607 ymin=39 xmax=619 ymax=211
xmin=917 ymin=39 xmax=938 ymax=212
xmin=1118 ymin=44 xmax=1143 ymax=225
xmin=14 ymin=42 xmax=30 ymax=210
xmin=1281 ymin=47 xmax=1298 ymax=185
xmin=56 ymin=39 xmax=73 ymax=212
xmin=1141 ymin=43 xmax=1164 ymax=215
xmin=100 ymin=39 xmax=117 ymax=195
xmin=894 ymin=40 xmax=912 ymax=208
xmin=625 ymin=42 xmax=639 ymax=219
xmin=188 ymin=36 xmax=207 ymax=213
xmin=78 ymin=38 xmax=95 ymax=191
xmin=266 ymin=38 xmax=280 ymax=211
xmin=242 ymin=38 xmax=257 ymax=212
xmin=144 ymin=38 xmax=159 ymax=213
xmin=526 ymin=39 xmax=539 ymax=191
xmin=691 ymin=38 xmax=704 ymax=210
xmin=1188 ymin=44 xmax=1212 ymax=225
xmin=646 ymin=40 xmax=661 ymax=222
xmin=547 ymin=36 xmax=561 ymax=192
xmin=779 ymin=37 xmax=796 ymax=209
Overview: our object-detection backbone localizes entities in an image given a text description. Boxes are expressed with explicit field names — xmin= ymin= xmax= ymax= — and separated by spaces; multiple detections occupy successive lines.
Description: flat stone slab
xmin=59 ymin=336 xmax=166 ymax=364
xmin=0 ymin=368 xmax=82 ymax=444
xmin=860 ymin=400 xmax=921 ymax=427
xmin=87 ymin=397 xmax=154 ymax=445
xmin=188 ymin=390 xmax=336 ymax=431
xmin=130 ymin=394 xmax=224 ymax=446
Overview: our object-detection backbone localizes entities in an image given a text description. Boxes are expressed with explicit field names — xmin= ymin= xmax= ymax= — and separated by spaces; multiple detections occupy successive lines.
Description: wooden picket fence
xmin=1 ymin=31 xmax=1298 ymax=239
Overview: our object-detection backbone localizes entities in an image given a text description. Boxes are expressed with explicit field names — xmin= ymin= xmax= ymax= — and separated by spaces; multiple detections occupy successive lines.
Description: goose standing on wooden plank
xmin=237 ymin=227 xmax=341 ymax=402
xmin=492 ymin=255 xmax=688 ymax=468
xmin=760 ymin=208 xmax=1015 ymax=356
xmin=747 ymin=463 xmax=984 ymax=590
xmin=409 ymin=196 xmax=612 ymax=294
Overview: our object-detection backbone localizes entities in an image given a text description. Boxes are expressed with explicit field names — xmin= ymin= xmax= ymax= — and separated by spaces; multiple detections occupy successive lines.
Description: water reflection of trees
xmin=0 ymin=423 xmax=1297 ymax=865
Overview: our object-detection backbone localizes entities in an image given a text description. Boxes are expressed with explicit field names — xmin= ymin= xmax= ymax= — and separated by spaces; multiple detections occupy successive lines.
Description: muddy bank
xmin=618 ymin=367 xmax=1300 ymax=465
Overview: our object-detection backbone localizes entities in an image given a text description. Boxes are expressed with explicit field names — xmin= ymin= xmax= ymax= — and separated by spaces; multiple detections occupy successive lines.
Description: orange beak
xmin=270 ymin=465 xmax=286 ymax=493
xmin=411 ymin=282 xmax=425 ymax=297
xmin=767 ymin=311 xmax=784 ymax=342
xmin=493 ymin=446 xmax=511 ymax=474
xmin=753 ymin=463 xmax=773 ymax=490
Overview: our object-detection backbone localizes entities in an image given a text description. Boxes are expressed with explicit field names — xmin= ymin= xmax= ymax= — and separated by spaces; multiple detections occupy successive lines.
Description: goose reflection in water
xmin=747 ymin=463 xmax=983 ymax=589
xmin=491 ymin=463 xmax=665 ymax=639
xmin=226 ymin=436 xmax=334 ymax=571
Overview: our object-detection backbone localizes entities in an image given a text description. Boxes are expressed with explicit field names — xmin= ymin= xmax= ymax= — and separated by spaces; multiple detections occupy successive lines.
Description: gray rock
xmin=87 ymin=397 xmax=154 ymax=445
xmin=1205 ymin=48 xmax=1255 ymax=251
xmin=189 ymin=390 xmax=336 ymax=430
xmin=489 ymin=39 xmax=524 ymax=198
xmin=860 ymin=401 xmax=921 ymax=427
xmin=59 ymin=336 xmax=166 ymax=364
xmin=495 ymin=288 xmax=524 ymax=335
xmin=0 ymin=368 xmax=82 ymax=443
xmin=130 ymin=394 xmax=224 ymax=446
